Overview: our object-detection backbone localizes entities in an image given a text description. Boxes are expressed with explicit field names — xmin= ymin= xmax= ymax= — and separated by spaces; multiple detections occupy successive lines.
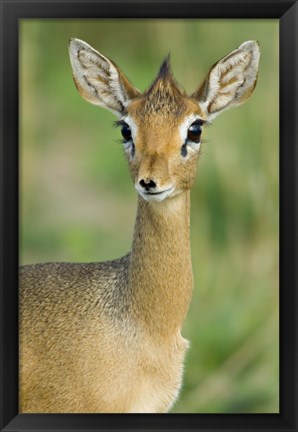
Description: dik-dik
xmin=19 ymin=39 xmax=260 ymax=413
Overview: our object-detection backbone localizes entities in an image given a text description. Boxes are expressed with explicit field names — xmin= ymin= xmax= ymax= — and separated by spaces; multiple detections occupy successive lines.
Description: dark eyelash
xmin=113 ymin=120 xmax=126 ymax=128
xmin=191 ymin=119 xmax=209 ymax=127
xmin=114 ymin=138 xmax=124 ymax=145
xmin=197 ymin=119 xmax=209 ymax=127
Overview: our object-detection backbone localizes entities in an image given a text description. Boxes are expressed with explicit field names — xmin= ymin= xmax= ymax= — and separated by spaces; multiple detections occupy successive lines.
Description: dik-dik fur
xmin=19 ymin=39 xmax=260 ymax=413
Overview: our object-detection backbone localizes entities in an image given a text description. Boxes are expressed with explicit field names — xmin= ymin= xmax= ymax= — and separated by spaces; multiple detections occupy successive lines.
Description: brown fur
xmin=19 ymin=196 xmax=191 ymax=413
xmin=19 ymin=39 xmax=259 ymax=413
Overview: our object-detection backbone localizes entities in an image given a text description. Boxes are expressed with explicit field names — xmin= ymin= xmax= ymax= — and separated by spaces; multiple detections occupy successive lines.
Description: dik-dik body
xmin=19 ymin=39 xmax=260 ymax=413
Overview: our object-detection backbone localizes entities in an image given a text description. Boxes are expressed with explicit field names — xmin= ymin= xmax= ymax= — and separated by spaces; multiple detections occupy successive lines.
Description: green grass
xmin=20 ymin=19 xmax=279 ymax=413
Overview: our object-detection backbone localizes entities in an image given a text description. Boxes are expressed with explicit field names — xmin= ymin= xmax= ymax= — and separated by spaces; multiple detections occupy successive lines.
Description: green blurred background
xmin=19 ymin=19 xmax=279 ymax=413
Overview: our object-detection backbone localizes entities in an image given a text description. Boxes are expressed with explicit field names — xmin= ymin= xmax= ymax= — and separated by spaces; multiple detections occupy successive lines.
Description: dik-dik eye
xmin=121 ymin=123 xmax=132 ymax=142
xmin=181 ymin=119 xmax=204 ymax=157
xmin=187 ymin=120 xmax=203 ymax=143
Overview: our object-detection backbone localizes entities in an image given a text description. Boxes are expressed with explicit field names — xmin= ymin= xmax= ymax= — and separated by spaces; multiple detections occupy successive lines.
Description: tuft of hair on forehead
xmin=145 ymin=54 xmax=176 ymax=94
xmin=157 ymin=54 xmax=172 ymax=80
xmin=142 ymin=54 xmax=186 ymax=115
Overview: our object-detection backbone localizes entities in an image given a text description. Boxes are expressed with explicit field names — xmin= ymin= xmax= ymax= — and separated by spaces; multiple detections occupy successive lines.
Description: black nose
xmin=139 ymin=178 xmax=157 ymax=191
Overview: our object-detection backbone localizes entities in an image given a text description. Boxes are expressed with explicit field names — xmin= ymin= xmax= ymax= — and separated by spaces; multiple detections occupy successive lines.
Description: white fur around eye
xmin=123 ymin=140 xmax=133 ymax=151
xmin=187 ymin=140 xmax=201 ymax=152
xmin=120 ymin=116 xmax=138 ymax=156
xmin=179 ymin=115 xmax=203 ymax=152
xmin=122 ymin=116 xmax=138 ymax=142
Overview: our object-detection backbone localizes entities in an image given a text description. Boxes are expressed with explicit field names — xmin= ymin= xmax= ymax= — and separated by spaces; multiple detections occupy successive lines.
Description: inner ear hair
xmin=192 ymin=40 xmax=260 ymax=118
xmin=68 ymin=38 xmax=140 ymax=116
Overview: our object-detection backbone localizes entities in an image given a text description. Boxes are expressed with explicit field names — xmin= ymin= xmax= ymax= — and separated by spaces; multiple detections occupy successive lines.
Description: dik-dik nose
xmin=139 ymin=178 xmax=157 ymax=192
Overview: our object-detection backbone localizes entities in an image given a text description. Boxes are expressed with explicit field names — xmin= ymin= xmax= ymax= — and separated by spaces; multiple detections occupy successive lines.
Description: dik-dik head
xmin=69 ymin=39 xmax=260 ymax=202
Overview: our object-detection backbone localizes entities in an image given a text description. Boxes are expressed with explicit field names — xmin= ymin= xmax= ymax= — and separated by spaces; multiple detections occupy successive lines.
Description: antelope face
xmin=69 ymin=38 xmax=260 ymax=202
xmin=119 ymin=85 xmax=207 ymax=202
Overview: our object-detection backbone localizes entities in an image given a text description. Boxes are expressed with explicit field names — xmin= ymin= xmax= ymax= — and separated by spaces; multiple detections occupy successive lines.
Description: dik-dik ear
xmin=192 ymin=41 xmax=260 ymax=120
xmin=68 ymin=38 xmax=140 ymax=116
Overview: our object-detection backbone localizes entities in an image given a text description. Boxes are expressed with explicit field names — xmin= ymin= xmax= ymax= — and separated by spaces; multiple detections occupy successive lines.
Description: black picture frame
xmin=0 ymin=0 xmax=297 ymax=431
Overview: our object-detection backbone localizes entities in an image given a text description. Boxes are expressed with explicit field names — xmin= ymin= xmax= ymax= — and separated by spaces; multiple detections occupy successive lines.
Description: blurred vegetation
xmin=19 ymin=19 xmax=279 ymax=413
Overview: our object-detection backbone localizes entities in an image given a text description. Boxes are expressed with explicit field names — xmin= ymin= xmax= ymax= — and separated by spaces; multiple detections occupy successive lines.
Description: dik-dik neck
xmin=128 ymin=191 xmax=193 ymax=338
